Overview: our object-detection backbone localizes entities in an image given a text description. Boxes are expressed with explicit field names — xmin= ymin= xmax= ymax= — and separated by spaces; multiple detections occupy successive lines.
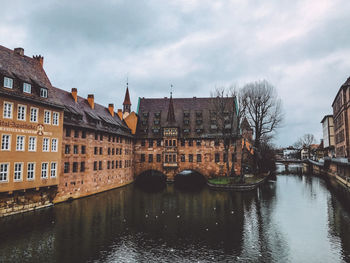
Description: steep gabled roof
xmin=53 ymin=87 xmax=132 ymax=136
xmin=123 ymin=87 xmax=131 ymax=105
xmin=0 ymin=45 xmax=62 ymax=107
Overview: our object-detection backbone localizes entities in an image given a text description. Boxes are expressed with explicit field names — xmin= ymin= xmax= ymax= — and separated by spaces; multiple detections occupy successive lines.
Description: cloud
xmin=0 ymin=0 xmax=350 ymax=146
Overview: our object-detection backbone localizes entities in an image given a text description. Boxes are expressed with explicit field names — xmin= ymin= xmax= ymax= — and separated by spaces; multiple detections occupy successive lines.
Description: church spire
xmin=123 ymin=81 xmax=131 ymax=113
xmin=167 ymin=90 xmax=176 ymax=124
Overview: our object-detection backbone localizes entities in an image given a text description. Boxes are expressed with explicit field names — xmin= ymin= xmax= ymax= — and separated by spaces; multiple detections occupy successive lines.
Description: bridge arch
xmin=135 ymin=169 xmax=167 ymax=190
xmin=174 ymin=169 xmax=206 ymax=190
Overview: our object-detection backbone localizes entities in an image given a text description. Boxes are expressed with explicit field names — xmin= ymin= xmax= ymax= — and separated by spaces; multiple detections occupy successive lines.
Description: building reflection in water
xmin=0 ymin=173 xmax=350 ymax=262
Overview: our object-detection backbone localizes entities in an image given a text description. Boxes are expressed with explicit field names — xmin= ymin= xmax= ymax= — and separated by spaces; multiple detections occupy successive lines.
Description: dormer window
xmin=143 ymin=112 xmax=149 ymax=118
xmin=154 ymin=120 xmax=160 ymax=125
xmin=40 ymin=88 xmax=48 ymax=98
xmin=3 ymin=77 xmax=13 ymax=89
xmin=154 ymin=112 xmax=161 ymax=118
xmin=183 ymin=111 xmax=190 ymax=118
xmin=23 ymin=83 xmax=31 ymax=93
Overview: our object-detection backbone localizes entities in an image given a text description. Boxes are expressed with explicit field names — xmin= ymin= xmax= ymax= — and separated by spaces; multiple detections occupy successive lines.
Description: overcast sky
xmin=1 ymin=0 xmax=350 ymax=146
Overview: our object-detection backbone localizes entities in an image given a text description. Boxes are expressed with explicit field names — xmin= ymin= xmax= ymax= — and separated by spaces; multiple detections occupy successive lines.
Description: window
xmin=108 ymin=148 xmax=111 ymax=155
xmin=1 ymin=135 xmax=11 ymax=150
xmin=94 ymin=147 xmax=98 ymax=155
xmin=17 ymin=105 xmax=26 ymax=121
xmin=41 ymin=163 xmax=48 ymax=178
xmin=0 ymin=163 xmax=9 ymax=182
xmin=66 ymin=128 xmax=71 ymax=137
xmin=51 ymin=139 xmax=58 ymax=152
xmin=80 ymin=162 xmax=85 ymax=172
xmin=93 ymin=161 xmax=97 ymax=171
xmin=181 ymin=154 xmax=185 ymax=162
xmin=53 ymin=112 xmax=59 ymax=125
xmin=99 ymin=161 xmax=102 ymax=170
xmin=197 ymin=154 xmax=202 ymax=162
xmin=14 ymin=163 xmax=23 ymax=181
xmin=157 ymin=139 xmax=161 ymax=146
xmin=23 ymin=83 xmax=31 ymax=93
xmin=181 ymin=139 xmax=185 ymax=146
xmin=100 ymin=134 xmax=103 ymax=141
xmin=81 ymin=145 xmax=86 ymax=154
xmin=141 ymin=139 xmax=145 ymax=146
xmin=27 ymin=163 xmax=35 ymax=180
xmin=119 ymin=160 xmax=122 ymax=168
xmin=65 ymin=145 xmax=70 ymax=154
xmin=73 ymin=162 xmax=78 ymax=173
xmin=73 ymin=145 xmax=78 ymax=154
xmin=188 ymin=139 xmax=193 ymax=146
xmin=95 ymin=133 xmax=98 ymax=140
xmin=4 ymin=77 xmax=13 ymax=89
xmin=42 ymin=138 xmax=50 ymax=152
xmin=223 ymin=153 xmax=227 ymax=162
xmin=30 ymin=108 xmax=38 ymax=122
xmin=28 ymin=137 xmax=36 ymax=151
xmin=64 ymin=162 xmax=70 ymax=173
xmin=3 ymin=102 xmax=13 ymax=119
xmin=44 ymin=110 xmax=51 ymax=124
xmin=141 ymin=154 xmax=145 ymax=162
xmin=148 ymin=154 xmax=153 ymax=163
xmin=51 ymin=163 xmax=57 ymax=177
xmin=149 ymin=139 xmax=153 ymax=147
xmin=189 ymin=154 xmax=193 ymax=162
xmin=165 ymin=140 xmax=168 ymax=147
xmin=73 ymin=129 xmax=79 ymax=138
xmin=112 ymin=160 xmax=115 ymax=169
xmin=196 ymin=140 xmax=201 ymax=146
xmin=82 ymin=131 xmax=86 ymax=138
xmin=16 ymin=135 xmax=25 ymax=151
xmin=107 ymin=161 xmax=110 ymax=169
xmin=40 ymin=88 xmax=48 ymax=98
xmin=215 ymin=153 xmax=220 ymax=163
xmin=157 ymin=154 xmax=161 ymax=162
xmin=112 ymin=148 xmax=115 ymax=155
xmin=99 ymin=147 xmax=103 ymax=155
xmin=215 ymin=140 xmax=219 ymax=146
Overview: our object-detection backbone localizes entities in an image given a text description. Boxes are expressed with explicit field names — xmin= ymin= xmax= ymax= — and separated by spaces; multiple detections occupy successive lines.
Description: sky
xmin=1 ymin=0 xmax=350 ymax=147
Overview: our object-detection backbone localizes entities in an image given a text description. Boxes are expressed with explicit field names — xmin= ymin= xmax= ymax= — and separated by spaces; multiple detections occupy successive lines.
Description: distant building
xmin=320 ymin=115 xmax=335 ymax=157
xmin=332 ymin=77 xmax=350 ymax=158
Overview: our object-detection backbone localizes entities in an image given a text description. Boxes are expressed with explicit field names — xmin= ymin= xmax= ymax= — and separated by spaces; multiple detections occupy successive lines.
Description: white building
xmin=321 ymin=115 xmax=335 ymax=157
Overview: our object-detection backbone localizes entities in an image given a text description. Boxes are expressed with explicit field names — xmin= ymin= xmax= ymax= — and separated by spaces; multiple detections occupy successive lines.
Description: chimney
xmin=117 ymin=109 xmax=123 ymax=120
xmin=71 ymin=88 xmax=78 ymax=103
xmin=33 ymin=55 xmax=44 ymax=67
xmin=87 ymin=94 xmax=94 ymax=109
xmin=108 ymin=103 xmax=114 ymax=116
xmin=14 ymin=47 xmax=24 ymax=56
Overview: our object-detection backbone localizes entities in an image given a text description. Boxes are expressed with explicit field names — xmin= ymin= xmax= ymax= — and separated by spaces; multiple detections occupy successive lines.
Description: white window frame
xmin=23 ymin=82 xmax=31 ymax=93
xmin=0 ymin=163 xmax=9 ymax=182
xmin=51 ymin=138 xmax=58 ymax=152
xmin=17 ymin=104 xmax=26 ymax=121
xmin=40 ymin=88 xmax=48 ymax=98
xmin=52 ymin=112 xmax=59 ymax=126
xmin=28 ymin=136 xmax=37 ymax=152
xmin=4 ymin=77 xmax=13 ymax=89
xmin=44 ymin=110 xmax=51 ymax=124
xmin=42 ymin=137 xmax=50 ymax=152
xmin=30 ymin=107 xmax=38 ymax=122
xmin=14 ymin=162 xmax=23 ymax=181
xmin=1 ymin=134 xmax=11 ymax=151
xmin=3 ymin=101 xmax=13 ymax=119
xmin=27 ymin=162 xmax=35 ymax=181
xmin=41 ymin=162 xmax=48 ymax=179
xmin=50 ymin=162 xmax=57 ymax=178
xmin=16 ymin=135 xmax=25 ymax=151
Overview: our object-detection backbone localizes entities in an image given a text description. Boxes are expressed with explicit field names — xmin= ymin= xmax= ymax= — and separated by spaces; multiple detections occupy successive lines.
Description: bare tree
xmin=211 ymin=88 xmax=239 ymax=177
xmin=240 ymin=80 xmax=283 ymax=173
xmin=294 ymin=133 xmax=315 ymax=159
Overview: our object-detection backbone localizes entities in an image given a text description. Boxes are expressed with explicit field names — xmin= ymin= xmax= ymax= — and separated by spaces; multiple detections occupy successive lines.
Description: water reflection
xmin=0 ymin=173 xmax=350 ymax=262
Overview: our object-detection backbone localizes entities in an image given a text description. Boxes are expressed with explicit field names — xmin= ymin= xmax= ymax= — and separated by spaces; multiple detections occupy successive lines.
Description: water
xmin=1 ymin=172 xmax=350 ymax=262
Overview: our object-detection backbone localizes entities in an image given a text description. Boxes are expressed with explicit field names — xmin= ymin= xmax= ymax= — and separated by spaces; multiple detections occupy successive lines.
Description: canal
xmin=1 ymin=168 xmax=350 ymax=262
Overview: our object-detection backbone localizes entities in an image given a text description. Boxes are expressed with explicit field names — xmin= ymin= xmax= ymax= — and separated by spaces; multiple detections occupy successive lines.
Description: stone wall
xmin=0 ymin=188 xmax=56 ymax=217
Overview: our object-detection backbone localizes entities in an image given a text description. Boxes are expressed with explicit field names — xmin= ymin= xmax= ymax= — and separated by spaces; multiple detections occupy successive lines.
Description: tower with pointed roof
xmin=123 ymin=83 xmax=131 ymax=114
xmin=166 ymin=92 xmax=176 ymax=124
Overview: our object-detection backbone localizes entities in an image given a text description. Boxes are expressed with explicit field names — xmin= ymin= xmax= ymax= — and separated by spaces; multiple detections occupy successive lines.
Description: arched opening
xmin=135 ymin=170 xmax=166 ymax=191
xmin=174 ymin=170 xmax=206 ymax=191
